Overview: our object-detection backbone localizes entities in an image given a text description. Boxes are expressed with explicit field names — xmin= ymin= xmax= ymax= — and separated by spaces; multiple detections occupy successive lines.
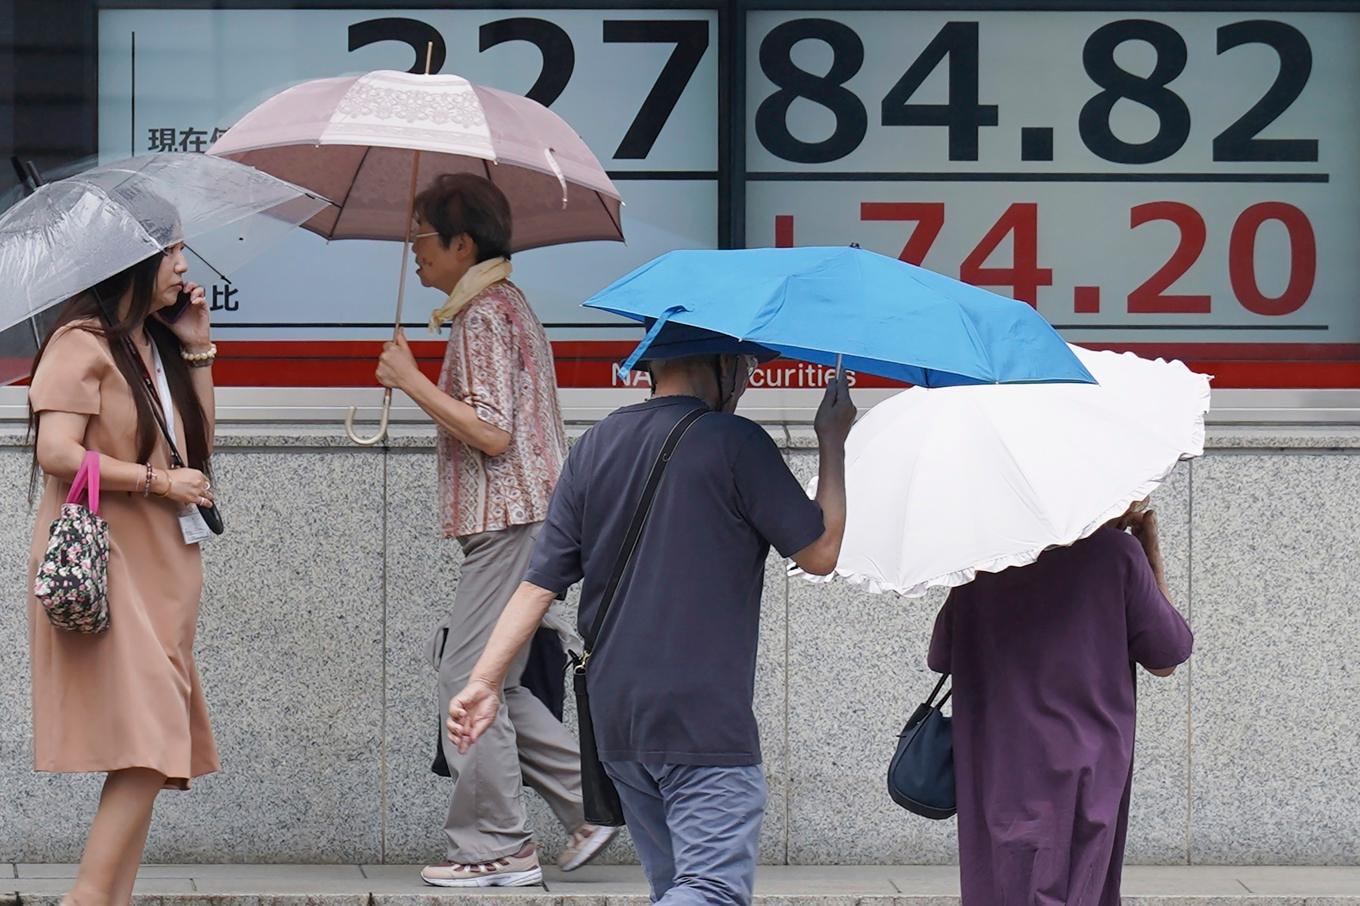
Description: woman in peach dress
xmin=27 ymin=233 xmax=220 ymax=906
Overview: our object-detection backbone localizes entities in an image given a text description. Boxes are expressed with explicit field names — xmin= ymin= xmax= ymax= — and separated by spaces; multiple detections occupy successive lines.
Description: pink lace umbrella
xmin=209 ymin=66 xmax=624 ymax=443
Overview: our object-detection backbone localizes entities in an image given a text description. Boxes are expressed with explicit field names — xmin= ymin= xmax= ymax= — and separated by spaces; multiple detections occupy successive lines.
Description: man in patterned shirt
xmin=375 ymin=174 xmax=615 ymax=887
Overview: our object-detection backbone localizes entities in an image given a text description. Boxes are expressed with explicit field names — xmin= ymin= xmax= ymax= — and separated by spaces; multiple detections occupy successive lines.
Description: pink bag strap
xmin=64 ymin=450 xmax=101 ymax=515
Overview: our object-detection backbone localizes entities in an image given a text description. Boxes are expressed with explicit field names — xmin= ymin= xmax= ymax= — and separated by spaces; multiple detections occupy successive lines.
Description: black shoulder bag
xmin=887 ymin=672 xmax=956 ymax=819
xmin=569 ymin=405 xmax=708 ymax=826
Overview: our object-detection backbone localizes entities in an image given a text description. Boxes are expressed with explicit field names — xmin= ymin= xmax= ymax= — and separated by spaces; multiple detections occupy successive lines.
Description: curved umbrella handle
xmin=345 ymin=388 xmax=392 ymax=446
xmin=346 ymin=45 xmax=432 ymax=450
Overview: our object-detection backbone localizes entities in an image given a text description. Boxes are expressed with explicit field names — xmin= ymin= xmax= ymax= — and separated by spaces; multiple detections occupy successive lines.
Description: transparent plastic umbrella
xmin=0 ymin=153 xmax=330 ymax=384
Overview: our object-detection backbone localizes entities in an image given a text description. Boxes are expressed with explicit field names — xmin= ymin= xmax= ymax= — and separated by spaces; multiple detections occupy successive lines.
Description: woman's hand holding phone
xmin=160 ymin=281 xmax=212 ymax=351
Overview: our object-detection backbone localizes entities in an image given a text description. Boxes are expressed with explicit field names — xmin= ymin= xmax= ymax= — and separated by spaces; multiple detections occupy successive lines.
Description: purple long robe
xmin=928 ymin=527 xmax=1193 ymax=906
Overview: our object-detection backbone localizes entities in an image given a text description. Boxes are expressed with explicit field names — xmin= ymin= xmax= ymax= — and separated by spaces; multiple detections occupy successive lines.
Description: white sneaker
xmin=420 ymin=845 xmax=543 ymax=887
xmin=558 ymin=823 xmax=619 ymax=871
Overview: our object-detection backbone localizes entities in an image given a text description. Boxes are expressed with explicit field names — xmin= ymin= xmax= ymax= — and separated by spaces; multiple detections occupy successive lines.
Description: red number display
xmin=773 ymin=201 xmax=1317 ymax=318
xmin=859 ymin=202 xmax=944 ymax=265
xmin=958 ymin=203 xmax=1053 ymax=307
xmin=1128 ymin=202 xmax=1212 ymax=314
xmin=1229 ymin=202 xmax=1316 ymax=317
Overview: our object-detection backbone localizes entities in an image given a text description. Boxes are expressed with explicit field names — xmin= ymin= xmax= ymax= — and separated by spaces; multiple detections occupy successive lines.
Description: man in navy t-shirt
xmin=446 ymin=323 xmax=856 ymax=905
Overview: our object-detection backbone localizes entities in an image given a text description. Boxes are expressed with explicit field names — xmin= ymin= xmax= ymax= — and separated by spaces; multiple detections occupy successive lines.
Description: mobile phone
xmin=160 ymin=289 xmax=192 ymax=324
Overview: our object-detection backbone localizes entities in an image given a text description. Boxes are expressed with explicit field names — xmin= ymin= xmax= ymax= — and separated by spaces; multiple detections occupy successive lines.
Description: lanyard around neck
xmin=123 ymin=334 xmax=186 ymax=469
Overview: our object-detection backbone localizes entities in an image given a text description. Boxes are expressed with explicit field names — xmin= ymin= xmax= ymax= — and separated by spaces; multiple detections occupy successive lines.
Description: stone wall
xmin=1 ymin=426 xmax=1356 ymax=865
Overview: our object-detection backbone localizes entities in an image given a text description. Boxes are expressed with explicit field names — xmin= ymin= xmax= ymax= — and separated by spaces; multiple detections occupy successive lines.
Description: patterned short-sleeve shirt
xmin=436 ymin=280 xmax=568 ymax=539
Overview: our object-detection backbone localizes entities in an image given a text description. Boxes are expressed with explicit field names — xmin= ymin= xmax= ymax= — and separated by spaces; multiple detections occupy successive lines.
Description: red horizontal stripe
xmin=209 ymin=340 xmax=1360 ymax=390
xmin=11 ymin=340 xmax=1360 ymax=389
xmin=1075 ymin=342 xmax=1360 ymax=362
xmin=1174 ymin=361 xmax=1360 ymax=389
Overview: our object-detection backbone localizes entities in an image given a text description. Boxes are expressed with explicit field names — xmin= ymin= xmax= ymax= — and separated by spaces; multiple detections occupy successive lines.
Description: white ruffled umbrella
xmin=799 ymin=345 xmax=1211 ymax=597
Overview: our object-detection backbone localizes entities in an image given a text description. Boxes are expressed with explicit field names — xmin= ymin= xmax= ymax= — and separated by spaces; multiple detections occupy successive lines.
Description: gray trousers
xmin=603 ymin=760 xmax=767 ymax=906
xmin=431 ymin=521 xmax=586 ymax=862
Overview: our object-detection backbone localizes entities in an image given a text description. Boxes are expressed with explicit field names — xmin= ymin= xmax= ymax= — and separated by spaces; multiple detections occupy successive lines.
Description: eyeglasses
xmin=412 ymin=229 xmax=440 ymax=240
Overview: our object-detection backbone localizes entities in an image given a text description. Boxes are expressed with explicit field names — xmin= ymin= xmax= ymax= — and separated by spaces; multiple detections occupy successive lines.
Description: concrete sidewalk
xmin=5 ymin=864 xmax=1360 ymax=905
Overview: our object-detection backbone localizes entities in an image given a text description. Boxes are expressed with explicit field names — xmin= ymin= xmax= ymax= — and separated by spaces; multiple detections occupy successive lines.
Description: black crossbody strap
xmin=583 ymin=405 xmax=709 ymax=657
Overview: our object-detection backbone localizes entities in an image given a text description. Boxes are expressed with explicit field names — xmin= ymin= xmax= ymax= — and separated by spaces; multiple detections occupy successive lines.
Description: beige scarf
xmin=427 ymin=257 xmax=513 ymax=332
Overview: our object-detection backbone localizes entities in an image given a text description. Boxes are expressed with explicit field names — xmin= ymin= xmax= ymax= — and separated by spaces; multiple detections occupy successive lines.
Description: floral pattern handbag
xmin=34 ymin=450 xmax=111 ymax=633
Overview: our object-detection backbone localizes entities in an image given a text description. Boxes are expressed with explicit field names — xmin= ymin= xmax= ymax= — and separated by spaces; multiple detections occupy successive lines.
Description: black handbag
xmin=521 ymin=627 xmax=569 ymax=721
xmin=433 ymin=628 xmax=566 ymax=776
xmin=887 ymin=672 xmax=956 ymax=819
xmin=568 ymin=405 xmax=709 ymax=827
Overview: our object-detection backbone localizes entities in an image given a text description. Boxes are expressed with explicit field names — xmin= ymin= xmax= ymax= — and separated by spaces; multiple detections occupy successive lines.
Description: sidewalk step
xmin=6 ymin=865 xmax=1359 ymax=905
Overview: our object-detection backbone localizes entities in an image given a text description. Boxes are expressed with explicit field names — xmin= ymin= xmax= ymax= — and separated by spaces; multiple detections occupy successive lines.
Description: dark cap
xmin=639 ymin=321 xmax=779 ymax=364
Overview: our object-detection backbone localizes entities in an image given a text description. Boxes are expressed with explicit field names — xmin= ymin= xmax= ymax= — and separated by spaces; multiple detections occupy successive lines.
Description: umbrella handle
xmin=345 ymin=388 xmax=392 ymax=446
xmin=343 ymin=41 xmax=432 ymax=449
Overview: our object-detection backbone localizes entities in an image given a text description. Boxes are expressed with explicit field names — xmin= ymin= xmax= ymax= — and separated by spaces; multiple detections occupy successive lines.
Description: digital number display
xmin=92 ymin=6 xmax=1359 ymax=388
xmin=98 ymin=8 xmax=719 ymax=346
xmin=745 ymin=10 xmax=1359 ymax=376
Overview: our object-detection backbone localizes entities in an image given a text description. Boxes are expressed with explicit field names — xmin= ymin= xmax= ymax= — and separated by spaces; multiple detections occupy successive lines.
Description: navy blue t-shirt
xmin=525 ymin=395 xmax=825 ymax=766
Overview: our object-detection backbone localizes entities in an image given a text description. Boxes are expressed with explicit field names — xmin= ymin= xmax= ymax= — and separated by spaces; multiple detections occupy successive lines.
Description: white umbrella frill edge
xmin=788 ymin=352 xmax=1212 ymax=599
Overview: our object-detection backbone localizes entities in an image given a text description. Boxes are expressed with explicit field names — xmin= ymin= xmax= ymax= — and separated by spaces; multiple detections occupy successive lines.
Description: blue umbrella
xmin=584 ymin=246 xmax=1095 ymax=386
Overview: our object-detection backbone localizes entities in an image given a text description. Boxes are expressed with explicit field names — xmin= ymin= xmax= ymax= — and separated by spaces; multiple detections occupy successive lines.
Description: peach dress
xmin=26 ymin=324 xmax=219 ymax=789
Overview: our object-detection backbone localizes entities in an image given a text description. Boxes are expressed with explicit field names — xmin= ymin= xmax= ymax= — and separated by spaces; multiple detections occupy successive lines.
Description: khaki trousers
xmin=430 ymin=522 xmax=585 ymax=861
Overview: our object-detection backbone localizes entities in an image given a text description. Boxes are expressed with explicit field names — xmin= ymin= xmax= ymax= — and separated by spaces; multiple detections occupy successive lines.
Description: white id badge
xmin=178 ymin=506 xmax=214 ymax=545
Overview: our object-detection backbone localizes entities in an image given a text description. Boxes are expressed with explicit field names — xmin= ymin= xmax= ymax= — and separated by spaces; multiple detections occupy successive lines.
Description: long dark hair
xmin=27 ymin=251 xmax=212 ymax=498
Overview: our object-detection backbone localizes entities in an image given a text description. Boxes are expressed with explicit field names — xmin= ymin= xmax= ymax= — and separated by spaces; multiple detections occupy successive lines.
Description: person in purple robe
xmin=928 ymin=501 xmax=1193 ymax=906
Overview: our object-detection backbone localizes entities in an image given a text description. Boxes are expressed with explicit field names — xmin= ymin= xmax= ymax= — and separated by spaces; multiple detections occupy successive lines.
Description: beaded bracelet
xmin=181 ymin=343 xmax=217 ymax=367
xmin=142 ymin=462 xmax=154 ymax=497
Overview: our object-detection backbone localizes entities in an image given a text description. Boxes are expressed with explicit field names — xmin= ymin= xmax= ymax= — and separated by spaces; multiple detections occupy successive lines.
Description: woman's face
xmin=152 ymin=242 xmax=190 ymax=312
xmin=413 ymin=217 xmax=476 ymax=294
